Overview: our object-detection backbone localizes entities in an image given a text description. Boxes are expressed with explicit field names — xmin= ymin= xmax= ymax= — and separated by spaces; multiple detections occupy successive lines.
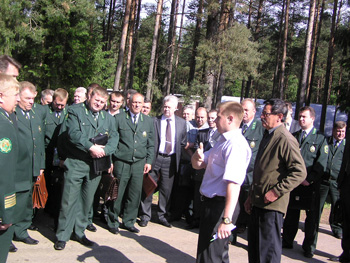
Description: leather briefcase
xmin=143 ymin=172 xmax=160 ymax=198
xmin=32 ymin=173 xmax=48 ymax=209
xmin=97 ymin=172 xmax=119 ymax=202
xmin=89 ymin=133 xmax=111 ymax=174
xmin=288 ymin=185 xmax=316 ymax=211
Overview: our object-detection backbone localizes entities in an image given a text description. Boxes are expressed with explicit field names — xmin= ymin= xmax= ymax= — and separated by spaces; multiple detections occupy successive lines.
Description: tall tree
xmin=320 ymin=0 xmax=339 ymax=132
xmin=113 ymin=0 xmax=132 ymax=90
xmin=146 ymin=0 xmax=163 ymax=100
xmin=279 ymin=0 xmax=290 ymax=99
xmin=162 ymin=0 xmax=179 ymax=96
xmin=295 ymin=0 xmax=316 ymax=119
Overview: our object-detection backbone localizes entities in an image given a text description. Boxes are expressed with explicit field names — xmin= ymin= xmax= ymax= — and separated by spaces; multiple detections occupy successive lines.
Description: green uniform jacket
xmin=59 ymin=102 xmax=118 ymax=163
xmin=324 ymin=137 xmax=346 ymax=182
xmin=242 ymin=119 xmax=264 ymax=186
xmin=293 ymin=127 xmax=328 ymax=185
xmin=15 ymin=104 xmax=46 ymax=191
xmin=0 ymin=109 xmax=18 ymax=224
xmin=44 ymin=104 xmax=67 ymax=148
xmin=251 ymin=124 xmax=307 ymax=214
xmin=113 ymin=111 xmax=154 ymax=164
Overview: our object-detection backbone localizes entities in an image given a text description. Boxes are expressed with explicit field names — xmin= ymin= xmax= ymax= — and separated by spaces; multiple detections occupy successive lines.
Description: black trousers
xmin=196 ymin=196 xmax=229 ymax=263
xmin=248 ymin=207 xmax=283 ymax=263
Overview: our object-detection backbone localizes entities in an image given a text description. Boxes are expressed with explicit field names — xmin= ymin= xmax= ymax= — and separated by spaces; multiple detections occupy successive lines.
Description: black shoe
xmin=120 ymin=224 xmax=140 ymax=233
xmin=138 ymin=219 xmax=148 ymax=227
xmin=86 ymin=224 xmax=97 ymax=232
xmin=9 ymin=242 xmax=17 ymax=252
xmin=304 ymin=251 xmax=314 ymax=258
xmin=15 ymin=236 xmax=39 ymax=245
xmin=71 ymin=234 xmax=94 ymax=247
xmin=54 ymin=241 xmax=66 ymax=250
xmin=29 ymin=224 xmax=39 ymax=231
xmin=282 ymin=242 xmax=293 ymax=249
xmin=108 ymin=227 xmax=120 ymax=234
xmin=159 ymin=218 xmax=172 ymax=228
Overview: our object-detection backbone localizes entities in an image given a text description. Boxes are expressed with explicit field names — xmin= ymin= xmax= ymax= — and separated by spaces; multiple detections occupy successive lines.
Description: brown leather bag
xmin=97 ymin=172 xmax=119 ymax=202
xmin=32 ymin=173 xmax=48 ymax=209
xmin=143 ymin=172 xmax=160 ymax=198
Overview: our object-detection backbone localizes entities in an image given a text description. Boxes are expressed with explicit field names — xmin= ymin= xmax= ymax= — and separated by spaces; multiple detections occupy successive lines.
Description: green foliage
xmin=196 ymin=23 xmax=260 ymax=82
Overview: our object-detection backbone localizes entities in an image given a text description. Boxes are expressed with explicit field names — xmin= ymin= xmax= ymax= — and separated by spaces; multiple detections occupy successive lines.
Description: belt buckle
xmin=200 ymin=195 xmax=205 ymax=202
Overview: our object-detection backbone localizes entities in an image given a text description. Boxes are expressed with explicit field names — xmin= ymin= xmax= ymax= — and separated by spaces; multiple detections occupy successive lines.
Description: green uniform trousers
xmin=107 ymin=158 xmax=145 ymax=229
xmin=0 ymin=226 xmax=14 ymax=263
xmin=56 ymin=158 xmax=101 ymax=241
xmin=13 ymin=189 xmax=32 ymax=240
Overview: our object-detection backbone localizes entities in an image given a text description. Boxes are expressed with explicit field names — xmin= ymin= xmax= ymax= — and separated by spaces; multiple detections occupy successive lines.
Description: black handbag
xmin=288 ymin=185 xmax=316 ymax=211
xmin=89 ymin=133 xmax=111 ymax=174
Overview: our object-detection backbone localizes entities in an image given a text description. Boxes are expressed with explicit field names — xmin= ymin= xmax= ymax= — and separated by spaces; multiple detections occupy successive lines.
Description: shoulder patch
xmin=0 ymin=138 xmax=12 ymax=153
xmin=324 ymin=144 xmax=329 ymax=154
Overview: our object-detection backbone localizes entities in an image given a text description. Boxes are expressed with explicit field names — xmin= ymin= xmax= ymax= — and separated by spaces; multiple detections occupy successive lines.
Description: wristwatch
xmin=222 ymin=217 xmax=232 ymax=225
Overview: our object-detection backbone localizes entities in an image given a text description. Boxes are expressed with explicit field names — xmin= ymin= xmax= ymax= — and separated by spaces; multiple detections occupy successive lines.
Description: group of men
xmin=1 ymin=53 xmax=350 ymax=263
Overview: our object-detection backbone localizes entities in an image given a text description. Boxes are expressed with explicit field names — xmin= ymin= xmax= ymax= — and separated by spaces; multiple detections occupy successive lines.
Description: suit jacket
xmin=242 ymin=119 xmax=264 ymax=186
xmin=153 ymin=115 xmax=187 ymax=172
xmin=44 ymin=103 xmax=67 ymax=149
xmin=251 ymin=124 xmax=307 ymax=214
xmin=0 ymin=109 xmax=18 ymax=224
xmin=193 ymin=128 xmax=221 ymax=181
xmin=15 ymin=104 xmax=45 ymax=190
xmin=293 ymin=127 xmax=328 ymax=186
xmin=113 ymin=111 xmax=154 ymax=164
xmin=59 ymin=102 xmax=118 ymax=163
xmin=323 ymin=136 xmax=346 ymax=182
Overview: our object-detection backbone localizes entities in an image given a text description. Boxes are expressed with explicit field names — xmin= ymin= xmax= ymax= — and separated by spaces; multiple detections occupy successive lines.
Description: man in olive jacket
xmin=107 ymin=93 xmax=154 ymax=234
xmin=245 ymin=99 xmax=306 ymax=263
xmin=55 ymin=87 xmax=118 ymax=250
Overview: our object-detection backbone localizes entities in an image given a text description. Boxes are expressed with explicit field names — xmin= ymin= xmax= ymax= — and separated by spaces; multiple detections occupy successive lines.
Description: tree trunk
xmin=247 ymin=0 xmax=253 ymax=29
xmin=272 ymin=0 xmax=285 ymax=97
xmin=128 ymin=0 xmax=142 ymax=90
xmin=188 ymin=0 xmax=203 ymax=86
xmin=113 ymin=0 xmax=132 ymax=90
xmin=146 ymin=0 xmax=163 ymax=100
xmin=295 ymin=0 xmax=316 ymax=120
xmin=307 ymin=0 xmax=324 ymax=106
xmin=172 ymin=0 xmax=186 ymax=94
xmin=124 ymin=0 xmax=137 ymax=91
xmin=279 ymin=0 xmax=290 ymax=99
xmin=320 ymin=0 xmax=338 ymax=132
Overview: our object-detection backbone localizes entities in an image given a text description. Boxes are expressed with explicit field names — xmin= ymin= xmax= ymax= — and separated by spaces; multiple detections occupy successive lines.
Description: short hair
xmin=285 ymin=101 xmax=293 ymax=111
xmin=110 ymin=91 xmax=124 ymax=101
xmin=19 ymin=81 xmax=37 ymax=93
xmin=41 ymin=89 xmax=54 ymax=99
xmin=0 ymin=55 xmax=22 ymax=72
xmin=218 ymin=101 xmax=244 ymax=125
xmin=163 ymin=95 xmax=178 ymax=107
xmin=87 ymin=83 xmax=101 ymax=91
xmin=209 ymin=109 xmax=218 ymax=114
xmin=183 ymin=104 xmax=195 ymax=113
xmin=333 ymin=121 xmax=346 ymax=130
xmin=75 ymin=87 xmax=87 ymax=95
xmin=53 ymin=88 xmax=69 ymax=101
xmin=196 ymin=107 xmax=208 ymax=117
xmin=241 ymin=98 xmax=256 ymax=108
xmin=144 ymin=98 xmax=152 ymax=104
xmin=125 ymin=89 xmax=137 ymax=98
xmin=299 ymin=106 xmax=316 ymax=119
xmin=0 ymin=73 xmax=20 ymax=93
xmin=130 ymin=92 xmax=144 ymax=102
xmin=264 ymin=98 xmax=288 ymax=121
xmin=90 ymin=86 xmax=109 ymax=99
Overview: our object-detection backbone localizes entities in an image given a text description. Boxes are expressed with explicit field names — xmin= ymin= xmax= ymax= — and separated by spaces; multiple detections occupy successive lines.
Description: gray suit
xmin=139 ymin=115 xmax=187 ymax=222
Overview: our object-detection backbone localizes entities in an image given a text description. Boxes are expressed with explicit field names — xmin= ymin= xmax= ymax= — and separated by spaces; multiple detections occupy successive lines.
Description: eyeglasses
xmin=261 ymin=111 xmax=275 ymax=117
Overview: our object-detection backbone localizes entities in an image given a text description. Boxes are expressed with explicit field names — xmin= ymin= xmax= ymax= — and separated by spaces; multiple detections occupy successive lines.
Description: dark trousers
xmin=236 ymin=185 xmax=250 ymax=227
xmin=340 ymin=184 xmax=350 ymax=261
xmin=13 ymin=189 xmax=32 ymax=240
xmin=196 ymin=196 xmax=229 ymax=263
xmin=248 ymin=207 xmax=283 ymax=263
xmin=139 ymin=154 xmax=176 ymax=221
xmin=319 ymin=180 xmax=342 ymax=235
xmin=0 ymin=226 xmax=14 ymax=263
xmin=282 ymin=202 xmax=320 ymax=253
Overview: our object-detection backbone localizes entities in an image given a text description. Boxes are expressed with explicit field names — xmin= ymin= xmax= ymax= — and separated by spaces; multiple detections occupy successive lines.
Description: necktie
xmin=55 ymin=111 xmax=61 ymax=118
xmin=300 ymin=131 xmax=306 ymax=145
xmin=242 ymin=124 xmax=248 ymax=135
xmin=165 ymin=119 xmax=172 ymax=154
xmin=92 ymin=112 xmax=98 ymax=122
xmin=133 ymin=114 xmax=137 ymax=124
xmin=335 ymin=140 xmax=340 ymax=148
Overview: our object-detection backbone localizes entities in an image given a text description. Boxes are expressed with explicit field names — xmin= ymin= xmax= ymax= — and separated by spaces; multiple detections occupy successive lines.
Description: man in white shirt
xmin=192 ymin=101 xmax=251 ymax=263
